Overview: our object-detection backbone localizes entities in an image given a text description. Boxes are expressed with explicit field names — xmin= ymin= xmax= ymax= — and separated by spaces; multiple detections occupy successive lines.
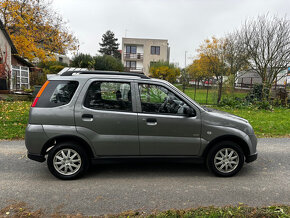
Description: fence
xmin=176 ymin=83 xmax=249 ymax=105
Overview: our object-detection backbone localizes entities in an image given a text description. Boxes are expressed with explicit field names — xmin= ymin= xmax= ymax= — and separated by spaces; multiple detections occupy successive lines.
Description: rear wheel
xmin=206 ymin=141 xmax=244 ymax=177
xmin=47 ymin=142 xmax=89 ymax=180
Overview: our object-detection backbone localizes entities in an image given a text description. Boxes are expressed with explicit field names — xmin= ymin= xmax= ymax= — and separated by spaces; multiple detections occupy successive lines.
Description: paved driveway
xmin=0 ymin=138 xmax=289 ymax=215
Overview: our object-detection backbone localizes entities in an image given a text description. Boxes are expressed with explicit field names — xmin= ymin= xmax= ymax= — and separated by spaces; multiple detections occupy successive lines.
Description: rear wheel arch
xmin=41 ymin=135 xmax=95 ymax=159
xmin=202 ymin=135 xmax=250 ymax=158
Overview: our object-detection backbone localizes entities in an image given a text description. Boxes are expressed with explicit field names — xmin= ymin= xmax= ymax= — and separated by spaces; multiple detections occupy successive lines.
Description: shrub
xmin=94 ymin=55 xmax=124 ymax=72
xmin=150 ymin=61 xmax=180 ymax=83
xmin=218 ymin=97 xmax=249 ymax=109
xmin=245 ymin=84 xmax=270 ymax=102
xmin=71 ymin=53 xmax=95 ymax=69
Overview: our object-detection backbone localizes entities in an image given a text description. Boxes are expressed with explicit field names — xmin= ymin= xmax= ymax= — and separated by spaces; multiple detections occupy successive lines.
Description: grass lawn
xmin=0 ymin=101 xmax=31 ymax=139
xmin=1 ymin=203 xmax=289 ymax=217
xmin=0 ymin=100 xmax=289 ymax=139
xmin=210 ymin=107 xmax=290 ymax=137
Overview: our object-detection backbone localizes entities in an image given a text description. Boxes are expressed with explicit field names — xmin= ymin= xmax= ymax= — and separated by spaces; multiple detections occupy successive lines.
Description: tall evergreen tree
xmin=99 ymin=30 xmax=121 ymax=59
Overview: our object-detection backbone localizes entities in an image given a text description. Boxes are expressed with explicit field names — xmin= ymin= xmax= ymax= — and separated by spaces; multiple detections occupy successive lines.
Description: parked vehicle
xmin=25 ymin=71 xmax=257 ymax=179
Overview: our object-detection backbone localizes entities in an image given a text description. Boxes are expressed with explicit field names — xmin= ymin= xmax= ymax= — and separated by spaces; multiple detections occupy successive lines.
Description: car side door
xmin=74 ymin=79 xmax=139 ymax=156
xmin=136 ymin=82 xmax=201 ymax=156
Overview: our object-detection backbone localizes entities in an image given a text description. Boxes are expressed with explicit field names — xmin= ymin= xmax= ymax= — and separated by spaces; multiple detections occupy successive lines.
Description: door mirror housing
xmin=183 ymin=106 xmax=196 ymax=117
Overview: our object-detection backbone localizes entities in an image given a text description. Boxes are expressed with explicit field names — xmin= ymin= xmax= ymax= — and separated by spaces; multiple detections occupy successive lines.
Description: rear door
xmin=136 ymin=82 xmax=201 ymax=156
xmin=74 ymin=79 xmax=139 ymax=156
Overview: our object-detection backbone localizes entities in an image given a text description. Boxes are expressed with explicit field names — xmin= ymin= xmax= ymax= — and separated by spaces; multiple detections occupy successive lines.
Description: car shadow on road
xmin=85 ymin=160 xmax=213 ymax=179
xmin=83 ymin=159 xmax=258 ymax=180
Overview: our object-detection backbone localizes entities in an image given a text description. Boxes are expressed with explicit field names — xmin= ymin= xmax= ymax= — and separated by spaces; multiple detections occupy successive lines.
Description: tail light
xmin=31 ymin=81 xmax=50 ymax=107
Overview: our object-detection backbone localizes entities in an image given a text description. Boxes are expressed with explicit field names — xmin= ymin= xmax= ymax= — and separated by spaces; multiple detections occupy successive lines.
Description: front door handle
xmin=145 ymin=118 xmax=157 ymax=126
xmin=82 ymin=114 xmax=93 ymax=122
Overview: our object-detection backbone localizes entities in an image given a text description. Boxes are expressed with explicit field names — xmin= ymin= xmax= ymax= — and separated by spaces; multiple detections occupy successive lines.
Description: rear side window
xmin=84 ymin=81 xmax=132 ymax=112
xmin=36 ymin=81 xmax=78 ymax=107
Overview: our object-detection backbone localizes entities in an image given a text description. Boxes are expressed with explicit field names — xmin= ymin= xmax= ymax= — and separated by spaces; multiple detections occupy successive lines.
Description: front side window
xmin=138 ymin=84 xmax=190 ymax=115
xmin=84 ymin=81 xmax=132 ymax=112
xmin=151 ymin=46 xmax=160 ymax=55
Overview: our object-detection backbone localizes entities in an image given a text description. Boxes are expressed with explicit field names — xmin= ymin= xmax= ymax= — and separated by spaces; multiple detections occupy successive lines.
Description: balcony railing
xmin=123 ymin=53 xmax=143 ymax=60
xmin=124 ymin=67 xmax=143 ymax=73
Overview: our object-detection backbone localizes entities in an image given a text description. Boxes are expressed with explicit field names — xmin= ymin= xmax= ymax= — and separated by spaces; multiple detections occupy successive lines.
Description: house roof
xmin=12 ymin=54 xmax=34 ymax=67
xmin=0 ymin=19 xmax=18 ymax=54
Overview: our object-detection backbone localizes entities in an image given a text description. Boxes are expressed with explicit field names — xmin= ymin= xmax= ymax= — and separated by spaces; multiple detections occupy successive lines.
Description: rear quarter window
xmin=36 ymin=80 xmax=79 ymax=107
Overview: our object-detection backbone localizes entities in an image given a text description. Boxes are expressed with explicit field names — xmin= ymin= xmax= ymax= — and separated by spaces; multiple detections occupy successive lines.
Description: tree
xmin=37 ymin=61 xmax=68 ymax=74
xmin=149 ymin=61 xmax=180 ymax=83
xmin=187 ymin=57 xmax=214 ymax=102
xmin=180 ymin=69 xmax=190 ymax=93
xmin=0 ymin=0 xmax=78 ymax=62
xmin=224 ymin=33 xmax=249 ymax=85
xmin=71 ymin=53 xmax=95 ymax=69
xmin=238 ymin=15 xmax=290 ymax=98
xmin=99 ymin=30 xmax=121 ymax=59
xmin=94 ymin=55 xmax=124 ymax=71
xmin=197 ymin=37 xmax=229 ymax=103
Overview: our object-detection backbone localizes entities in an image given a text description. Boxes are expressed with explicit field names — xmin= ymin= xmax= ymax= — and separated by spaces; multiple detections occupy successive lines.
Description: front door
xmin=137 ymin=83 xmax=201 ymax=156
xmin=75 ymin=80 xmax=139 ymax=156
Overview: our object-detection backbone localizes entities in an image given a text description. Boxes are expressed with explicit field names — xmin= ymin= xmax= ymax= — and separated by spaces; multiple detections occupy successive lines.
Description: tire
xmin=47 ymin=142 xmax=89 ymax=180
xmin=206 ymin=141 xmax=244 ymax=177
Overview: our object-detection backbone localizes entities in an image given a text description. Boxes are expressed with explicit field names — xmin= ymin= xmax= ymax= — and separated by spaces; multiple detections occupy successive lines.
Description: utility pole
xmin=185 ymin=51 xmax=187 ymax=68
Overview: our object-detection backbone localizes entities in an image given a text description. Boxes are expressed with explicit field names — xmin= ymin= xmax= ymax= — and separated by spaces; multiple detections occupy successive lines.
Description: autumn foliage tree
xmin=194 ymin=37 xmax=229 ymax=103
xmin=149 ymin=61 xmax=180 ymax=83
xmin=0 ymin=0 xmax=78 ymax=61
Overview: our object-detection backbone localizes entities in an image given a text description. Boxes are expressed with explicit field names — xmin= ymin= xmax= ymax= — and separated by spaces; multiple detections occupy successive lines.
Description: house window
xmin=59 ymin=57 xmax=63 ymax=63
xmin=11 ymin=66 xmax=29 ymax=90
xmin=151 ymin=46 xmax=160 ymax=55
xmin=126 ymin=45 xmax=137 ymax=54
xmin=126 ymin=61 xmax=136 ymax=69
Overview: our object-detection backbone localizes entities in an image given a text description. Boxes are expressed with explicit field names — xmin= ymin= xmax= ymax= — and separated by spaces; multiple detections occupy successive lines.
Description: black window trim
xmin=82 ymin=80 xmax=135 ymax=113
xmin=126 ymin=45 xmax=137 ymax=54
xmin=151 ymin=46 xmax=160 ymax=55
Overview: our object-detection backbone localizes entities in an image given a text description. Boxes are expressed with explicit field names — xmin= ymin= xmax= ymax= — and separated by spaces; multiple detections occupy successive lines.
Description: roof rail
xmin=60 ymin=70 xmax=150 ymax=79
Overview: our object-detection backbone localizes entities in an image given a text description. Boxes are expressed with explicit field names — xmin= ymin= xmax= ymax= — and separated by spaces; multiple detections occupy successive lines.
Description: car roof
xmin=48 ymin=70 xmax=166 ymax=83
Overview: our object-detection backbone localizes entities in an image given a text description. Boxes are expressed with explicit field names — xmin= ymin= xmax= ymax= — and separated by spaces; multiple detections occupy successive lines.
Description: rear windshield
xmin=36 ymin=80 xmax=79 ymax=107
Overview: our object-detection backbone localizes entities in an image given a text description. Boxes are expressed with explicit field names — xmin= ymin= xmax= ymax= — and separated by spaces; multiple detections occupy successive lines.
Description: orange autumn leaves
xmin=0 ymin=0 xmax=78 ymax=61
xmin=187 ymin=37 xmax=228 ymax=80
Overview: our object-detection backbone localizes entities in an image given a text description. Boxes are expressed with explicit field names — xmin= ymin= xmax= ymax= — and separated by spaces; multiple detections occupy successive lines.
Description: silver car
xmin=25 ymin=71 xmax=257 ymax=180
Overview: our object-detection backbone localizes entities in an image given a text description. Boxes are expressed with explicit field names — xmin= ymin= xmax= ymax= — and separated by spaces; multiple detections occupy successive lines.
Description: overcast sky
xmin=52 ymin=0 xmax=289 ymax=68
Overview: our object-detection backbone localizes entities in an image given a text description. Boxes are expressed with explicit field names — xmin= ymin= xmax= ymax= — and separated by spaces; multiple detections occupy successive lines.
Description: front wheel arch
xmin=202 ymin=135 xmax=250 ymax=159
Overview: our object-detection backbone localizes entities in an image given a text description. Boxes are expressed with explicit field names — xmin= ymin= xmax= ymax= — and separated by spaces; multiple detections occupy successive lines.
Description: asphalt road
xmin=0 ymin=138 xmax=289 ymax=216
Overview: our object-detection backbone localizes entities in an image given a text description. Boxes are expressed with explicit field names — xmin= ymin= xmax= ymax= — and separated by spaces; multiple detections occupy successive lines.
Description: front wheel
xmin=47 ymin=142 xmax=89 ymax=180
xmin=206 ymin=141 xmax=244 ymax=177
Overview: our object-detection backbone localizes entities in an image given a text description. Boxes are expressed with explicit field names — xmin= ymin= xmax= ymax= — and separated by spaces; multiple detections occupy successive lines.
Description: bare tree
xmin=238 ymin=15 xmax=290 ymax=97
xmin=224 ymin=32 xmax=249 ymax=86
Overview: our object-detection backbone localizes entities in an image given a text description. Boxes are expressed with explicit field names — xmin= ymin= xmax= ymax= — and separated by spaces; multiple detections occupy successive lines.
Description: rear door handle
xmin=82 ymin=114 xmax=93 ymax=122
xmin=145 ymin=118 xmax=157 ymax=126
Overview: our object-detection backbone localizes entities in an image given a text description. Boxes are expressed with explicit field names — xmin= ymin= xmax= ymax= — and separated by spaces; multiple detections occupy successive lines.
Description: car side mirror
xmin=183 ymin=107 xmax=196 ymax=117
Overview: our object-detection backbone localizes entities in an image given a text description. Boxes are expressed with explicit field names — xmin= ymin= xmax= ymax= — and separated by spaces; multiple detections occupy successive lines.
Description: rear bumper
xmin=27 ymin=152 xmax=46 ymax=162
xmin=246 ymin=153 xmax=257 ymax=163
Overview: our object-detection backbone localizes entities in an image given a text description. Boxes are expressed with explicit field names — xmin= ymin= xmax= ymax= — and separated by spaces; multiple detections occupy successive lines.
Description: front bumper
xmin=245 ymin=153 xmax=258 ymax=163
xmin=27 ymin=152 xmax=46 ymax=162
